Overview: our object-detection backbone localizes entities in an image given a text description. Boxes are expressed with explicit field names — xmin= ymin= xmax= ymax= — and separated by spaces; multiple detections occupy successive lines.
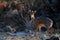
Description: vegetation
xmin=0 ymin=0 xmax=60 ymax=32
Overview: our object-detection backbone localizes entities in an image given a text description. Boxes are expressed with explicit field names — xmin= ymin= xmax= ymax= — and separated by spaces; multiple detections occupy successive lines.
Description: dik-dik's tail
xmin=47 ymin=17 xmax=53 ymax=28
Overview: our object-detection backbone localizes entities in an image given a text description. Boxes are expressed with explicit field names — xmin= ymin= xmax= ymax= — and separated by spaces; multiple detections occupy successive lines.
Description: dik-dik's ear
xmin=34 ymin=10 xmax=36 ymax=13
xmin=28 ymin=10 xmax=36 ymax=14
xmin=31 ymin=10 xmax=36 ymax=14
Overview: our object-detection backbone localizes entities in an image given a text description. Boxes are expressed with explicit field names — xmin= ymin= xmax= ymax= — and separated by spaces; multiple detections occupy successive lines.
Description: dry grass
xmin=5 ymin=36 xmax=41 ymax=40
xmin=0 ymin=33 xmax=41 ymax=40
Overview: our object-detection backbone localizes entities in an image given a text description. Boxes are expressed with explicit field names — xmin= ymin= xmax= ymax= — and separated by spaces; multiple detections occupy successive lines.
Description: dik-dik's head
xmin=29 ymin=10 xmax=36 ymax=20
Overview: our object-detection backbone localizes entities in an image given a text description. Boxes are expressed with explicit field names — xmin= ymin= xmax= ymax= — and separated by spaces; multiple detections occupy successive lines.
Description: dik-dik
xmin=30 ymin=10 xmax=53 ymax=32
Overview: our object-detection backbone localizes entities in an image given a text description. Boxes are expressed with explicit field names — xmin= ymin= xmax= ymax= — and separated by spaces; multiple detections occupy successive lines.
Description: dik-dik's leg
xmin=36 ymin=26 xmax=42 ymax=32
xmin=49 ymin=27 xmax=54 ymax=34
xmin=38 ymin=26 xmax=41 ymax=32
xmin=39 ymin=24 xmax=46 ymax=32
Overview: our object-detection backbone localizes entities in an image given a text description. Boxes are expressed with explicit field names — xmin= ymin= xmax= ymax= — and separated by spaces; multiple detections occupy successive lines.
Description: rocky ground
xmin=0 ymin=32 xmax=60 ymax=40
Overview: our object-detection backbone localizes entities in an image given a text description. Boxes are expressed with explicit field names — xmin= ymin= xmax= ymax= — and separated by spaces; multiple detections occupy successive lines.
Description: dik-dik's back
xmin=33 ymin=17 xmax=53 ymax=31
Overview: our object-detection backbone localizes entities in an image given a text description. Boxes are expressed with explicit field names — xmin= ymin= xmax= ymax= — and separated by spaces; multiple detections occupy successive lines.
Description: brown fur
xmin=33 ymin=20 xmax=46 ymax=31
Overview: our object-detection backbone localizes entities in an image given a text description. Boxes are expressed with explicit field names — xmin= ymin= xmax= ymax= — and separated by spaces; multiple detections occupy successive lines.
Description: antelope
xmin=30 ymin=10 xmax=53 ymax=32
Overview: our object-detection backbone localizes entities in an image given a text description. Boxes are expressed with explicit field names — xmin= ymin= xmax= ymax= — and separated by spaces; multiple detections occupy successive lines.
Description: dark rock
xmin=50 ymin=36 xmax=59 ymax=40
xmin=0 ymin=29 xmax=4 ymax=32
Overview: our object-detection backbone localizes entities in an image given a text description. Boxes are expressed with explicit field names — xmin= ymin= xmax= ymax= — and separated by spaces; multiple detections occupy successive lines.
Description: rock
xmin=0 ymin=29 xmax=4 ymax=32
xmin=50 ymin=36 xmax=59 ymax=40
xmin=0 ymin=37 xmax=4 ymax=40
